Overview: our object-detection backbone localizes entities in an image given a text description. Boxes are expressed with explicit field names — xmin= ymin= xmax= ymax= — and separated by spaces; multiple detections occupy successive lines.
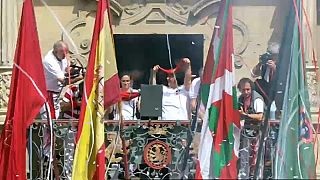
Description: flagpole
xmin=29 ymin=126 xmax=33 ymax=179
xmin=119 ymin=102 xmax=130 ymax=179
xmin=180 ymin=86 xmax=201 ymax=178
xmin=253 ymin=40 xmax=283 ymax=180
xmin=44 ymin=102 xmax=60 ymax=180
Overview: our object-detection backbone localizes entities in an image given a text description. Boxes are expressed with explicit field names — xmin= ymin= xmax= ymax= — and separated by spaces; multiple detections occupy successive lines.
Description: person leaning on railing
xmin=189 ymin=67 xmax=205 ymax=121
xmin=39 ymin=40 xmax=84 ymax=119
xmin=237 ymin=77 xmax=265 ymax=179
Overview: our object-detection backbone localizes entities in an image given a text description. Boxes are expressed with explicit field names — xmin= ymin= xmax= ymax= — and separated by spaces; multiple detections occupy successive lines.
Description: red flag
xmin=0 ymin=0 xmax=47 ymax=179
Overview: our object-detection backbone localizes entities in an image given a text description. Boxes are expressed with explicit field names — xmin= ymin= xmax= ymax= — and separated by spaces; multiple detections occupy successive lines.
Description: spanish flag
xmin=72 ymin=0 xmax=120 ymax=179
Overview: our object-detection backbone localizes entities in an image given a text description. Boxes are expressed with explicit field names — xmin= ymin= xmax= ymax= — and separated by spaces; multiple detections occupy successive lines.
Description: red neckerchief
xmin=120 ymin=91 xmax=140 ymax=101
xmin=158 ymin=61 xmax=184 ymax=74
xmin=244 ymin=95 xmax=251 ymax=113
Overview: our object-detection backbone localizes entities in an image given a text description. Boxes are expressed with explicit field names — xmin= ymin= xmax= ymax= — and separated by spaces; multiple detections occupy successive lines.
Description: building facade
xmin=1 ymin=0 xmax=320 ymax=177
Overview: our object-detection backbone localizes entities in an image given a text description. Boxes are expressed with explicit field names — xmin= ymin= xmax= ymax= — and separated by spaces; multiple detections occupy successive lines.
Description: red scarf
xmin=158 ymin=61 xmax=185 ymax=74
xmin=120 ymin=91 xmax=140 ymax=101
xmin=244 ymin=96 xmax=252 ymax=113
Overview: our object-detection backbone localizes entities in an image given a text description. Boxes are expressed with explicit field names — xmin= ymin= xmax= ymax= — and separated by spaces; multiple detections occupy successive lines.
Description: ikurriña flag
xmin=196 ymin=0 xmax=241 ymax=179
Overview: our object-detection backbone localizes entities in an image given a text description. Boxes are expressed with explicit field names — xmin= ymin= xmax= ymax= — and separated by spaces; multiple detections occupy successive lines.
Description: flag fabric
xmin=274 ymin=0 xmax=316 ymax=178
xmin=72 ymin=0 xmax=120 ymax=179
xmin=196 ymin=0 xmax=240 ymax=179
xmin=0 ymin=0 xmax=47 ymax=179
xmin=103 ymin=2 xmax=121 ymax=108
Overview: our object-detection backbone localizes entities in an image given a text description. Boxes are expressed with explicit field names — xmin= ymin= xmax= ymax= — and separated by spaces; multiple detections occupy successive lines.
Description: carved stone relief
xmin=233 ymin=19 xmax=249 ymax=69
xmin=116 ymin=0 xmax=222 ymax=25
xmin=62 ymin=13 xmax=93 ymax=67
xmin=100 ymin=0 xmax=222 ymax=24
xmin=69 ymin=0 xmax=250 ymax=67
xmin=0 ymin=72 xmax=11 ymax=110
xmin=306 ymin=67 xmax=320 ymax=115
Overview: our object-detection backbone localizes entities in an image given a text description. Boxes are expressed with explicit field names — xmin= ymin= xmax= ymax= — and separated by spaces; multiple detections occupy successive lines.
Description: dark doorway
xmin=114 ymin=34 xmax=204 ymax=89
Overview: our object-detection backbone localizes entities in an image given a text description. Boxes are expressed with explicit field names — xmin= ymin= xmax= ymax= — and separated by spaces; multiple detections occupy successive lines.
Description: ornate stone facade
xmin=0 ymin=1 xmax=320 ymax=176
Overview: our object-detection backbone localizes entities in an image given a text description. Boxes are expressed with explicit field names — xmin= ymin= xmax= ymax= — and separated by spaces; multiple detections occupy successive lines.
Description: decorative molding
xmin=190 ymin=0 xmax=221 ymax=17
xmin=233 ymin=18 xmax=249 ymax=69
xmin=233 ymin=18 xmax=249 ymax=55
xmin=109 ymin=0 xmax=222 ymax=25
xmin=306 ymin=66 xmax=320 ymax=114
xmin=234 ymin=54 xmax=243 ymax=69
xmin=0 ymin=72 xmax=11 ymax=110
xmin=121 ymin=4 xmax=189 ymax=25
xmin=0 ymin=66 xmax=14 ymax=70
xmin=110 ymin=0 xmax=123 ymax=17
xmin=62 ymin=12 xmax=92 ymax=66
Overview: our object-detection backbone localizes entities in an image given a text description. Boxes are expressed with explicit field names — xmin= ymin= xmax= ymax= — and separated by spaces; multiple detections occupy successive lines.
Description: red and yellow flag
xmin=72 ymin=0 xmax=120 ymax=179
xmin=0 ymin=0 xmax=47 ymax=179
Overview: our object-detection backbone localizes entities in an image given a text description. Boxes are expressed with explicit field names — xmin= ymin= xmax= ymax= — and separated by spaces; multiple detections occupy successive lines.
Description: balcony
xmin=27 ymin=119 xmax=198 ymax=179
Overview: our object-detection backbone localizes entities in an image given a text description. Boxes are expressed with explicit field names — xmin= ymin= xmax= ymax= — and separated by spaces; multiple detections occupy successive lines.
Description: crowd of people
xmin=40 ymin=40 xmax=279 ymax=122
xmin=40 ymin=40 xmax=280 ymax=178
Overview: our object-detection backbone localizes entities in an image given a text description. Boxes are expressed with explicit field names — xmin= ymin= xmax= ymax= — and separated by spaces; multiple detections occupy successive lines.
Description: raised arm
xmin=182 ymin=59 xmax=192 ymax=91
xmin=251 ymin=62 xmax=262 ymax=78
xmin=149 ymin=65 xmax=159 ymax=85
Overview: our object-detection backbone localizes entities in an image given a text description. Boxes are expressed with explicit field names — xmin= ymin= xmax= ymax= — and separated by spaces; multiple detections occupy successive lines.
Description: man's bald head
xmin=53 ymin=40 xmax=68 ymax=51
xmin=53 ymin=40 xmax=68 ymax=60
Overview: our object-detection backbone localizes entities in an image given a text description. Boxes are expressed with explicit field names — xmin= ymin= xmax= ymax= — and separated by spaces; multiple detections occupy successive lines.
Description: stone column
xmin=0 ymin=0 xmax=19 ymax=66
xmin=0 ymin=0 xmax=19 ymax=122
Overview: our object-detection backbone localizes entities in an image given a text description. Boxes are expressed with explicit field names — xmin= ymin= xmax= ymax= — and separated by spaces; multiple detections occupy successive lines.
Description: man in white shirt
xmin=189 ymin=68 xmax=205 ymax=121
xmin=41 ymin=40 xmax=83 ymax=119
xmin=151 ymin=58 xmax=192 ymax=120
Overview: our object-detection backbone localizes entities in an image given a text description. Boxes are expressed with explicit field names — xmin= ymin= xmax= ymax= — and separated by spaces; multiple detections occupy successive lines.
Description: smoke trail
xmin=39 ymin=0 xmax=80 ymax=55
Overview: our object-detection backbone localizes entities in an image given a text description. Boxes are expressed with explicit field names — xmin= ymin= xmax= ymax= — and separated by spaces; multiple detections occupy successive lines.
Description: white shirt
xmin=254 ymin=98 xmax=264 ymax=113
xmin=189 ymin=77 xmax=201 ymax=99
xmin=43 ymin=50 xmax=68 ymax=92
xmin=162 ymin=85 xmax=189 ymax=120
xmin=114 ymin=89 xmax=139 ymax=120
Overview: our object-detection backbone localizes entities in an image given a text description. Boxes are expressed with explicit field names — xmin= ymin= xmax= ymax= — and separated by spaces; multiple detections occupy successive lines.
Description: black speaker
xmin=140 ymin=85 xmax=163 ymax=117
